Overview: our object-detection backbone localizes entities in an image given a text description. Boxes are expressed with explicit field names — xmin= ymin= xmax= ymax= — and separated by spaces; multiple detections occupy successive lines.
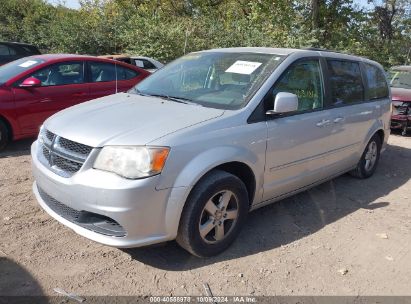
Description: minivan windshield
xmin=132 ymin=52 xmax=285 ymax=109
xmin=388 ymin=69 xmax=411 ymax=89
xmin=0 ymin=57 xmax=45 ymax=85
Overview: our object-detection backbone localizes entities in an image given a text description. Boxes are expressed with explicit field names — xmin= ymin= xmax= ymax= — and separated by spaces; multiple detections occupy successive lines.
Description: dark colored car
xmin=0 ymin=54 xmax=150 ymax=149
xmin=388 ymin=66 xmax=411 ymax=135
xmin=0 ymin=42 xmax=41 ymax=66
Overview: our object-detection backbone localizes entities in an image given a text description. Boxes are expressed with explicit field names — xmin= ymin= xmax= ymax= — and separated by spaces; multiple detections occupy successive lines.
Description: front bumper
xmin=31 ymin=141 xmax=179 ymax=248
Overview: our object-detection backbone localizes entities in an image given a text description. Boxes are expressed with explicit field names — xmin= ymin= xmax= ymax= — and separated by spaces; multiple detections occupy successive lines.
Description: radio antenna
xmin=115 ymin=61 xmax=118 ymax=94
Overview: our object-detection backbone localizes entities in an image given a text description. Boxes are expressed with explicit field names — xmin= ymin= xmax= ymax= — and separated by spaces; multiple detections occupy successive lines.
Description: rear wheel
xmin=350 ymin=134 xmax=381 ymax=179
xmin=176 ymin=170 xmax=249 ymax=257
xmin=0 ymin=120 xmax=9 ymax=151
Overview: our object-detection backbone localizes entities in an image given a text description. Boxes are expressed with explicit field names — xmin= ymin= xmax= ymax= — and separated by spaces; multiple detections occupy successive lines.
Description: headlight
xmin=93 ymin=146 xmax=170 ymax=179
xmin=38 ymin=125 xmax=46 ymax=145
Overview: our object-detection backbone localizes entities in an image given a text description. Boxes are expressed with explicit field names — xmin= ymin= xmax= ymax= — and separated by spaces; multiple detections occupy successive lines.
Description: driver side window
xmin=28 ymin=62 xmax=84 ymax=86
xmin=270 ymin=59 xmax=324 ymax=113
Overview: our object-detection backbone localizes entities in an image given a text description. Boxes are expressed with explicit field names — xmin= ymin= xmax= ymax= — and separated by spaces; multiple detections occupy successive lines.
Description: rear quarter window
xmin=117 ymin=66 xmax=139 ymax=80
xmin=89 ymin=61 xmax=139 ymax=82
xmin=364 ymin=63 xmax=389 ymax=100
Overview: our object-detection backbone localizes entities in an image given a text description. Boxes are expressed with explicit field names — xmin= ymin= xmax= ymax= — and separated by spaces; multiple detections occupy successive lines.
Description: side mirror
xmin=20 ymin=77 xmax=41 ymax=88
xmin=266 ymin=92 xmax=298 ymax=115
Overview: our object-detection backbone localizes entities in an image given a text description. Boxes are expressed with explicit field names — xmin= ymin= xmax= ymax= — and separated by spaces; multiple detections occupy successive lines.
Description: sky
xmin=47 ymin=0 xmax=81 ymax=9
xmin=47 ymin=0 xmax=377 ymax=10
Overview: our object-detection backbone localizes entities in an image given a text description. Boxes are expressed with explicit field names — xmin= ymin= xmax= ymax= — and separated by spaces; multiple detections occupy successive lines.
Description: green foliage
xmin=0 ymin=0 xmax=409 ymax=67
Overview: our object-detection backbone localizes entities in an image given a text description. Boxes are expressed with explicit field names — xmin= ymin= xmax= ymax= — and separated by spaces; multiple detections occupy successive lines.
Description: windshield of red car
xmin=388 ymin=69 xmax=411 ymax=89
xmin=0 ymin=58 xmax=45 ymax=85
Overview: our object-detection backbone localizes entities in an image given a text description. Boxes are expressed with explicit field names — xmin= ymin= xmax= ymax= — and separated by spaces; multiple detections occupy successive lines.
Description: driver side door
xmin=12 ymin=61 xmax=89 ymax=135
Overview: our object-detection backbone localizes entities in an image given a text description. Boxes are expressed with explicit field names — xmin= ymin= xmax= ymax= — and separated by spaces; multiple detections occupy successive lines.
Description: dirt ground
xmin=0 ymin=133 xmax=410 ymax=297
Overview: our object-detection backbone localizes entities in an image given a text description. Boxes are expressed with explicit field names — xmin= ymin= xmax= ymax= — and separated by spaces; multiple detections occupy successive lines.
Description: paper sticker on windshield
xmin=225 ymin=61 xmax=262 ymax=75
xmin=18 ymin=60 xmax=38 ymax=68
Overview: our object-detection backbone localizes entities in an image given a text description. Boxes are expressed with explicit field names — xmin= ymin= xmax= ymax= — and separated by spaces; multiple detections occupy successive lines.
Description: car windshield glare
xmin=132 ymin=52 xmax=285 ymax=109
xmin=0 ymin=58 xmax=45 ymax=84
xmin=388 ymin=69 xmax=411 ymax=89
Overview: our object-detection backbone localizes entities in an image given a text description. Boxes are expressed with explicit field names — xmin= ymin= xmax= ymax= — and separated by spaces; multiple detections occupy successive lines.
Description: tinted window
xmin=117 ymin=66 xmax=139 ymax=80
xmin=328 ymin=60 xmax=364 ymax=105
xmin=29 ymin=62 xmax=84 ymax=86
xmin=271 ymin=60 xmax=324 ymax=112
xmin=20 ymin=45 xmax=40 ymax=55
xmin=364 ymin=63 xmax=389 ymax=100
xmin=145 ymin=60 xmax=156 ymax=69
xmin=118 ymin=58 xmax=132 ymax=65
xmin=7 ymin=46 xmax=16 ymax=55
xmin=90 ymin=62 xmax=116 ymax=82
xmin=135 ymin=59 xmax=156 ymax=69
xmin=90 ymin=62 xmax=139 ymax=82
xmin=0 ymin=44 xmax=11 ymax=56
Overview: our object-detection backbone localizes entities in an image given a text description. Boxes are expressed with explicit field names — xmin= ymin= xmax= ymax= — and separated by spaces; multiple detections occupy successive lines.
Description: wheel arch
xmin=214 ymin=161 xmax=256 ymax=205
xmin=375 ymin=129 xmax=384 ymax=145
xmin=362 ymin=119 xmax=386 ymax=150
xmin=163 ymin=146 xmax=261 ymax=239
xmin=0 ymin=114 xmax=13 ymax=140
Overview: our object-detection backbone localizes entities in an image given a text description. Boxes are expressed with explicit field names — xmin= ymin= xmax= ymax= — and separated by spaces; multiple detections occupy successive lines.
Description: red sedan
xmin=0 ymin=54 xmax=150 ymax=149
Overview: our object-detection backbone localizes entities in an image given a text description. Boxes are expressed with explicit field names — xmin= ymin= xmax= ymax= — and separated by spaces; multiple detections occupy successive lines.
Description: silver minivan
xmin=31 ymin=48 xmax=391 ymax=257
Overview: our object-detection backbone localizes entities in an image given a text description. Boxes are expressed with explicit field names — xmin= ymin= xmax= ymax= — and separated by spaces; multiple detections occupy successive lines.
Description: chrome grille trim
xmin=38 ymin=129 xmax=93 ymax=177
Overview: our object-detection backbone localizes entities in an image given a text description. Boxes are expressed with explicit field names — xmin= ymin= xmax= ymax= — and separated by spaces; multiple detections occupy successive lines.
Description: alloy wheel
xmin=199 ymin=190 xmax=239 ymax=244
xmin=364 ymin=141 xmax=378 ymax=172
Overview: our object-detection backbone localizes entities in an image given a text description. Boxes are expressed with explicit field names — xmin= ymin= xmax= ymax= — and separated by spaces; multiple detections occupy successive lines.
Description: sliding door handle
xmin=316 ymin=119 xmax=331 ymax=127
xmin=333 ymin=117 xmax=345 ymax=123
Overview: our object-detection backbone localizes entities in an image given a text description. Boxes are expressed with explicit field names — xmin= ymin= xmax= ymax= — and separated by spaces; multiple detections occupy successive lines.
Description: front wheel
xmin=176 ymin=170 xmax=249 ymax=257
xmin=350 ymin=134 xmax=381 ymax=179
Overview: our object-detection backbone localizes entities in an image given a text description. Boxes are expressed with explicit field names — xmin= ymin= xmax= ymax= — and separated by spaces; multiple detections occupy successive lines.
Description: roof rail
xmin=303 ymin=47 xmax=343 ymax=53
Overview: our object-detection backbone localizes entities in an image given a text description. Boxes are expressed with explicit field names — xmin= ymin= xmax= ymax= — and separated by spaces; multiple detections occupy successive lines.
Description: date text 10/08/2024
xmin=149 ymin=296 xmax=257 ymax=303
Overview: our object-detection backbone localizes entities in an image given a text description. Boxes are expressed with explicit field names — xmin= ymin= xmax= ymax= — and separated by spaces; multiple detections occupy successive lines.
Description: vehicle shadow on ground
xmin=390 ymin=129 xmax=411 ymax=138
xmin=0 ymin=257 xmax=44 ymax=296
xmin=0 ymin=139 xmax=33 ymax=158
xmin=125 ymin=142 xmax=411 ymax=270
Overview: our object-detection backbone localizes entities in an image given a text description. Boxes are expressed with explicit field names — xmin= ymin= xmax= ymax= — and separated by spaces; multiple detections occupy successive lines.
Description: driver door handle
xmin=39 ymin=98 xmax=52 ymax=103
xmin=333 ymin=117 xmax=345 ymax=123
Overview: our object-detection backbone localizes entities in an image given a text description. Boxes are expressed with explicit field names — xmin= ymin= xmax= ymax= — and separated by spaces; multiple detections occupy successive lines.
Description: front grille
xmin=38 ymin=129 xmax=93 ymax=177
xmin=45 ymin=130 xmax=54 ymax=143
xmin=53 ymin=154 xmax=83 ymax=173
xmin=58 ymin=137 xmax=93 ymax=157
xmin=38 ymin=187 xmax=126 ymax=237
xmin=39 ymin=188 xmax=81 ymax=221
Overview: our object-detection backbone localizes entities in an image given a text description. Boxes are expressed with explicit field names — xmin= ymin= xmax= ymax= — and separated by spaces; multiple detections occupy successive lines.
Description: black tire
xmin=0 ymin=120 xmax=9 ymax=151
xmin=176 ymin=170 xmax=249 ymax=257
xmin=350 ymin=134 xmax=381 ymax=179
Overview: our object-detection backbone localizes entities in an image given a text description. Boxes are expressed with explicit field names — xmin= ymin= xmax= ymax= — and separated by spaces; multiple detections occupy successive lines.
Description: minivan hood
xmin=45 ymin=93 xmax=225 ymax=147
xmin=391 ymin=87 xmax=411 ymax=102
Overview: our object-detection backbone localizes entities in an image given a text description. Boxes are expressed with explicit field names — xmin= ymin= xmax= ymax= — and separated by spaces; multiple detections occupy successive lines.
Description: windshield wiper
xmin=131 ymin=89 xmax=200 ymax=106
xmin=146 ymin=93 xmax=199 ymax=105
